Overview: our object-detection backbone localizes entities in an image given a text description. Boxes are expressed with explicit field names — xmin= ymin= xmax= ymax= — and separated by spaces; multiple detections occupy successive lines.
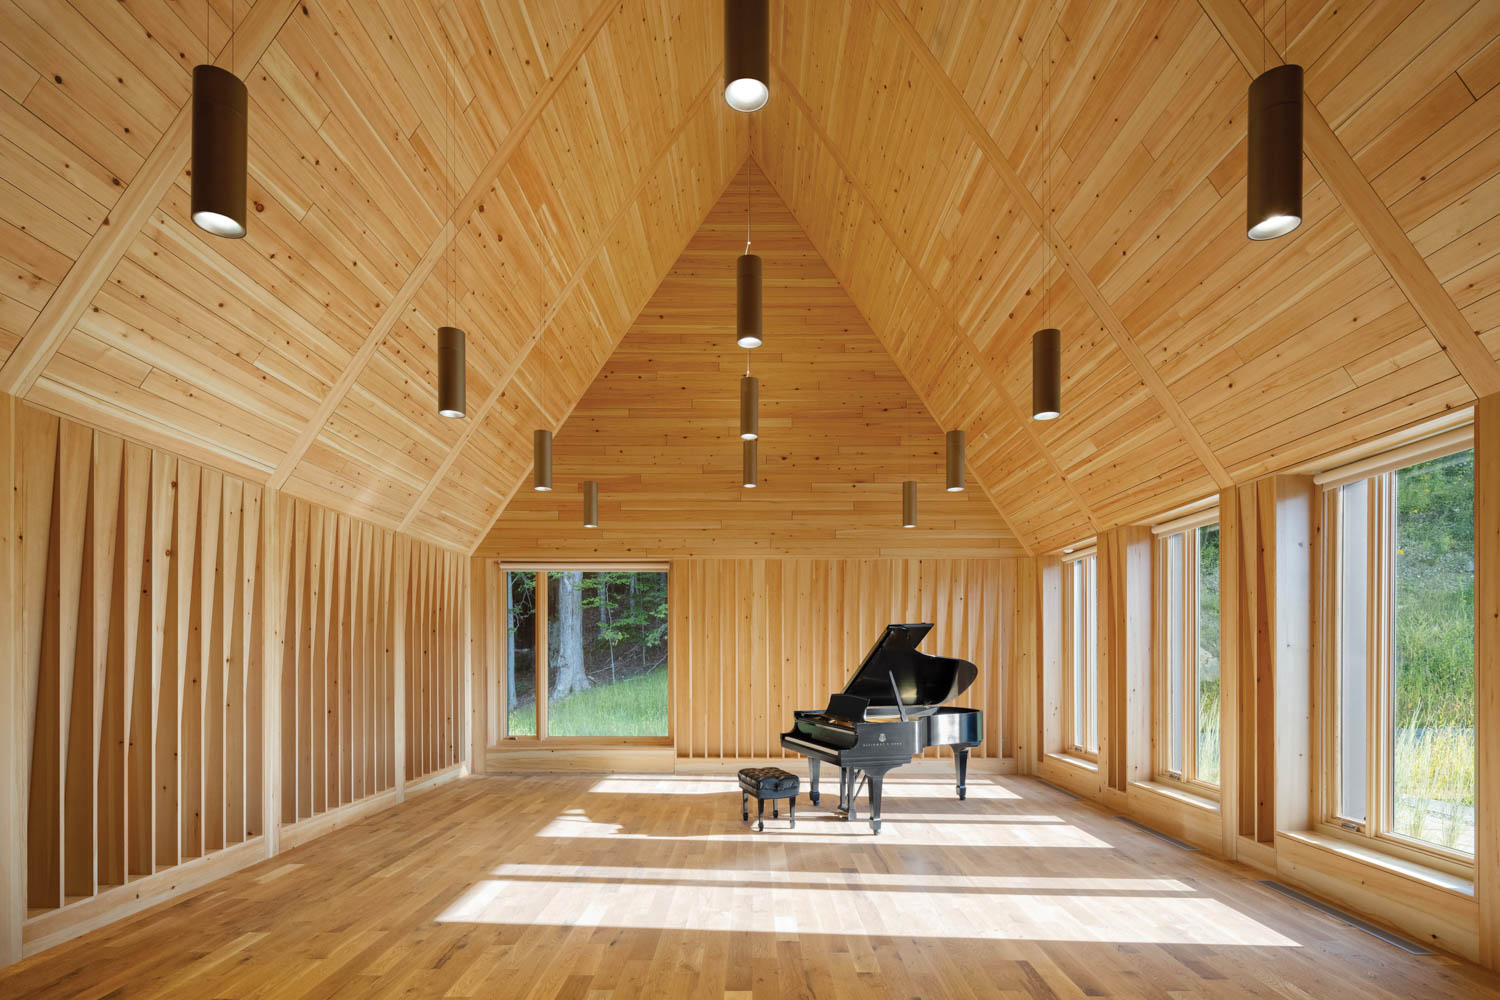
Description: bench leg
xmin=742 ymin=791 xmax=748 ymax=821
xmin=789 ymin=796 xmax=795 ymax=829
xmin=757 ymin=798 xmax=764 ymax=833
xmin=773 ymin=800 xmax=779 ymax=819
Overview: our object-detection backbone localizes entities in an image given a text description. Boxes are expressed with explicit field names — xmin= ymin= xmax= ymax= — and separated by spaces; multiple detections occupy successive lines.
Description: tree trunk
xmin=552 ymin=572 xmax=589 ymax=698
xmin=506 ymin=574 xmax=516 ymax=711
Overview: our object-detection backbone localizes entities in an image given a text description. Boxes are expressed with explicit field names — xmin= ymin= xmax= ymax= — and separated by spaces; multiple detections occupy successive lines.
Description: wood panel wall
xmin=669 ymin=558 xmax=1028 ymax=761
xmin=0 ymin=395 xmax=465 ymax=958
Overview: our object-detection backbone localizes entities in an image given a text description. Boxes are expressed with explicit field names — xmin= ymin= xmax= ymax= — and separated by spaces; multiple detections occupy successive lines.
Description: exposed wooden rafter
xmin=0 ymin=0 xmax=301 ymax=397
xmin=1198 ymin=0 xmax=1500 ymax=399
xmin=870 ymin=0 xmax=1235 ymax=492
xmin=268 ymin=0 xmax=620 ymax=491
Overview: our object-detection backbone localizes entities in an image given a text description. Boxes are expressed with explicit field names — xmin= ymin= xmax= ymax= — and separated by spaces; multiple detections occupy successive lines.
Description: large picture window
xmin=1062 ymin=551 xmax=1099 ymax=758
xmin=1322 ymin=446 xmax=1475 ymax=862
xmin=1154 ymin=517 xmax=1221 ymax=791
xmin=502 ymin=568 xmax=670 ymax=741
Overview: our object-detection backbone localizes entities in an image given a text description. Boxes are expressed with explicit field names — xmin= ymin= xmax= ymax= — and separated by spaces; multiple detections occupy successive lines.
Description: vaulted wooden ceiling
xmin=2 ymin=0 xmax=1497 ymax=555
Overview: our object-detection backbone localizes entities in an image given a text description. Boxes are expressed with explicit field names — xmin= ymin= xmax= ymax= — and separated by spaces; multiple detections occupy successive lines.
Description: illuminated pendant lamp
xmin=1033 ymin=328 xmax=1061 ymax=421
xmin=945 ymin=430 xmax=965 ymax=492
xmin=736 ymin=253 xmax=762 ymax=348
xmin=533 ymin=430 xmax=553 ymax=492
xmin=742 ymin=439 xmax=758 ymax=488
xmin=724 ymin=0 xmax=769 ymax=112
xmin=1246 ymin=64 xmax=1303 ymax=240
xmin=740 ymin=374 xmax=759 ymax=440
xmin=902 ymin=481 xmax=917 ymax=529
xmin=583 ymin=481 xmax=599 ymax=528
xmin=191 ymin=64 xmax=248 ymax=238
xmin=437 ymin=326 xmax=465 ymax=418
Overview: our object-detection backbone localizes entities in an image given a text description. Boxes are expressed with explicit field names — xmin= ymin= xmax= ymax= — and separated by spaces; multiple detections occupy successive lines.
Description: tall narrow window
xmin=1322 ymin=444 xmax=1475 ymax=863
xmin=1062 ymin=552 xmax=1098 ymax=757
xmin=1155 ymin=515 xmax=1220 ymax=790
xmin=499 ymin=568 xmax=670 ymax=742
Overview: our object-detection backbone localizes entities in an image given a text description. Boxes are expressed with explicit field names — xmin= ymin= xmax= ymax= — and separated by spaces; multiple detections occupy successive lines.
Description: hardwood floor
xmin=2 ymin=772 xmax=1497 ymax=999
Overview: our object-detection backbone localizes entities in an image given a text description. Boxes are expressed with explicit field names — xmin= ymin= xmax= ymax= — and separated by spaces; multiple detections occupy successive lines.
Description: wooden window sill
xmin=1130 ymin=779 xmax=1219 ymax=813
xmin=1278 ymin=829 xmax=1474 ymax=899
xmin=1044 ymin=751 xmax=1098 ymax=773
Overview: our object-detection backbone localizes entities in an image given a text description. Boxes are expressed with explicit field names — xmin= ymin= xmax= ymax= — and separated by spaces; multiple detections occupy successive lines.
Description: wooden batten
xmin=1478 ymin=394 xmax=1500 ymax=966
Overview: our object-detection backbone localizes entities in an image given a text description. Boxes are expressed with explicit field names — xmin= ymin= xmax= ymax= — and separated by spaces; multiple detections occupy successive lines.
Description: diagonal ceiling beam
xmin=404 ymin=71 xmax=727 ymax=540
xmin=771 ymin=70 xmax=1100 ymax=541
xmin=871 ymin=0 xmax=1235 ymax=492
xmin=1199 ymin=0 xmax=1500 ymax=399
xmin=0 ymin=0 xmax=301 ymax=396
xmin=268 ymin=0 xmax=619 ymax=491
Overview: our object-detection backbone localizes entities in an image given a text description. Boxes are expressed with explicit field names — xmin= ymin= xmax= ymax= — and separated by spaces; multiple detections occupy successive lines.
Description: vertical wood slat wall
xmin=4 ymin=398 xmax=466 ymax=926
xmin=670 ymin=558 xmax=1027 ymax=761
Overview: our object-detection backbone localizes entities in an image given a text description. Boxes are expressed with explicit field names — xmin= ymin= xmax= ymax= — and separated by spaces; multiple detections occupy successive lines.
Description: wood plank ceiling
xmin=2 ymin=1 xmax=1497 ymax=555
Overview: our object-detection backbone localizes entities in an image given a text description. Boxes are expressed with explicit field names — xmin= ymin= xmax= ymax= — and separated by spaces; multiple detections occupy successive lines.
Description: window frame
xmin=1315 ymin=438 xmax=1475 ymax=875
xmin=1151 ymin=510 xmax=1221 ymax=798
xmin=1060 ymin=548 xmax=1099 ymax=760
xmin=497 ymin=563 xmax=673 ymax=747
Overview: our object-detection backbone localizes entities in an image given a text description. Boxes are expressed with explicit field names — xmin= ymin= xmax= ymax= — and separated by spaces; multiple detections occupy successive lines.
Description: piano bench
xmin=737 ymin=767 xmax=799 ymax=832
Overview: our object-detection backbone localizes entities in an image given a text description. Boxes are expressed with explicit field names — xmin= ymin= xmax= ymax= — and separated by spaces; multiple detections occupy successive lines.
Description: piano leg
xmin=954 ymin=747 xmax=970 ymax=801
xmin=867 ymin=774 xmax=883 ymax=835
xmin=808 ymin=758 xmax=821 ymax=806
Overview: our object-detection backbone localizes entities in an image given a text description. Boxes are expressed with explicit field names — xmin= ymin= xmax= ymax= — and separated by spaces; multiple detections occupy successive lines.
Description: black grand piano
xmin=779 ymin=623 xmax=982 ymax=833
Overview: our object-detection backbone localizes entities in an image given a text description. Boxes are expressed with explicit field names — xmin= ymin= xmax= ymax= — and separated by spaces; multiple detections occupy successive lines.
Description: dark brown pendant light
xmin=533 ymin=430 xmax=553 ymax=492
xmin=902 ymin=480 xmax=917 ymax=529
xmin=191 ymin=64 xmax=248 ymax=238
xmin=742 ymin=438 xmax=758 ymax=488
xmin=736 ymin=253 xmax=762 ymax=348
xmin=437 ymin=326 xmax=465 ymax=418
xmin=945 ymin=430 xmax=965 ymax=492
xmin=583 ymin=481 xmax=599 ymax=528
xmin=724 ymin=0 xmax=769 ymax=112
xmin=739 ymin=374 xmax=759 ymax=440
xmin=1033 ymin=328 xmax=1061 ymax=421
xmin=1247 ymin=64 xmax=1303 ymax=240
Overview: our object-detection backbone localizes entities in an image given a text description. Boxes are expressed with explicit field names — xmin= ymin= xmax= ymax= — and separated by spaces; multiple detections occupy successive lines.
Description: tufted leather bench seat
xmin=738 ymin=766 xmax=799 ymax=831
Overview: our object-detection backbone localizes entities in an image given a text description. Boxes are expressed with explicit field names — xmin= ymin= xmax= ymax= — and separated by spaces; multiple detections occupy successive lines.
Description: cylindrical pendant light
xmin=945 ymin=430 xmax=965 ymax=492
xmin=724 ymin=0 xmax=769 ymax=112
xmin=902 ymin=480 xmax=917 ymax=529
xmin=437 ymin=326 xmax=466 ymax=418
xmin=1032 ymin=328 xmax=1061 ymax=421
xmin=191 ymin=65 xmax=248 ymax=238
xmin=736 ymin=253 xmax=762 ymax=348
xmin=533 ymin=429 xmax=553 ymax=492
xmin=583 ymin=481 xmax=599 ymax=528
xmin=1247 ymin=64 xmax=1303 ymax=241
xmin=742 ymin=438 xmax=758 ymax=488
xmin=739 ymin=374 xmax=759 ymax=440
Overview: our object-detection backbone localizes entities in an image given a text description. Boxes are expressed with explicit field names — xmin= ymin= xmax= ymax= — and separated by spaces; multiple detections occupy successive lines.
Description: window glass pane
xmin=1196 ymin=524 xmax=1221 ymax=785
xmin=546 ymin=571 xmax=670 ymax=738
xmin=1166 ymin=533 xmax=1184 ymax=775
xmin=1393 ymin=451 xmax=1474 ymax=855
xmin=1071 ymin=562 xmax=1084 ymax=749
xmin=1337 ymin=481 xmax=1369 ymax=824
xmin=1083 ymin=557 xmax=1098 ymax=753
xmin=505 ymin=572 xmax=537 ymax=737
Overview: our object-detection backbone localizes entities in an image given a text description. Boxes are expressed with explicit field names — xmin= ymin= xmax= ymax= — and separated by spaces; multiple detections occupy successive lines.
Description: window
xmin=1062 ymin=551 xmax=1099 ymax=758
xmin=1322 ymin=446 xmax=1475 ymax=862
xmin=502 ymin=568 xmax=670 ymax=741
xmin=1154 ymin=517 xmax=1221 ymax=791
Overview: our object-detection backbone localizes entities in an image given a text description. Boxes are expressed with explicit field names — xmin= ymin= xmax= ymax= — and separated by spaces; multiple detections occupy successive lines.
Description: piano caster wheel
xmin=870 ymin=821 xmax=881 ymax=835
xmin=810 ymin=792 xmax=819 ymax=806
xmin=957 ymin=788 xmax=967 ymax=801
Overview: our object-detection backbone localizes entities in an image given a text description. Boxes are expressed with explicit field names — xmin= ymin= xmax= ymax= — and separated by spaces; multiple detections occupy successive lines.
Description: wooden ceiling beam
xmin=267 ymin=0 xmax=619 ymax=492
xmin=769 ymin=70 xmax=1099 ymax=544
xmin=871 ymin=0 xmax=1235 ymax=492
xmin=0 ymin=0 xmax=301 ymax=397
xmin=1198 ymin=0 xmax=1500 ymax=399
xmin=407 ymin=72 xmax=730 ymax=544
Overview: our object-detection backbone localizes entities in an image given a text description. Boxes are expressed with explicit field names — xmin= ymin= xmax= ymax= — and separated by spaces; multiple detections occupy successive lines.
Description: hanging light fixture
xmin=742 ymin=438 xmax=758 ymax=488
xmin=736 ymin=253 xmax=763 ymax=348
xmin=191 ymin=63 xmax=248 ymax=238
xmin=437 ymin=326 xmax=465 ymax=418
xmin=1033 ymin=328 xmax=1061 ymax=421
xmin=902 ymin=481 xmax=918 ymax=529
xmin=533 ymin=430 xmax=553 ymax=492
xmin=723 ymin=0 xmax=769 ymax=112
xmin=740 ymin=374 xmax=759 ymax=440
xmin=945 ymin=430 xmax=965 ymax=492
xmin=583 ymin=481 xmax=599 ymax=528
xmin=1247 ymin=64 xmax=1303 ymax=240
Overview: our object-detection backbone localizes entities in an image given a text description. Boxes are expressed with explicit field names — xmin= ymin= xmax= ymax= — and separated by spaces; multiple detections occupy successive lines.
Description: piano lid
xmin=839 ymin=623 xmax=978 ymax=718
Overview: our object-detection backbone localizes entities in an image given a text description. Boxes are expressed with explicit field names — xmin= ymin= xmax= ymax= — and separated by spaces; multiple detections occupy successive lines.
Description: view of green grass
xmin=509 ymin=665 xmax=669 ymax=738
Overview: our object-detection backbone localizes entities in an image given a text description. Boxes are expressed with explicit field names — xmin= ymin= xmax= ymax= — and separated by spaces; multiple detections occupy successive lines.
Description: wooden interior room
xmin=1 ymin=0 xmax=1499 ymax=997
